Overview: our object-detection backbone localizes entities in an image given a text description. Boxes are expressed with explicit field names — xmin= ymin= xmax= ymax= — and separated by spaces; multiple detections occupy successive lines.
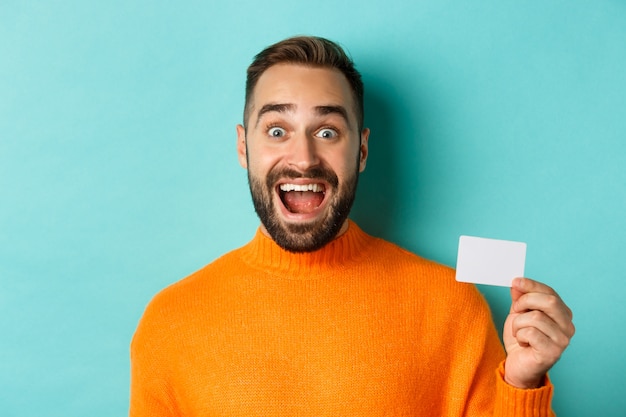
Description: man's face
xmin=237 ymin=64 xmax=369 ymax=252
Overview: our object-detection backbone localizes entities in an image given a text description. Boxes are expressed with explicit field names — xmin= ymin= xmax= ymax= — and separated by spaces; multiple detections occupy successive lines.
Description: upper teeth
xmin=279 ymin=183 xmax=324 ymax=192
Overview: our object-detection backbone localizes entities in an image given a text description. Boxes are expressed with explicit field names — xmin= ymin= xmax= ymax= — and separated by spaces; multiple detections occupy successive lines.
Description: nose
xmin=286 ymin=133 xmax=320 ymax=172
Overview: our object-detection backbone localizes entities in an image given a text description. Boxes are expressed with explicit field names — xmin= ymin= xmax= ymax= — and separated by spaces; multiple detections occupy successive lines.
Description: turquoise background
xmin=1 ymin=1 xmax=624 ymax=415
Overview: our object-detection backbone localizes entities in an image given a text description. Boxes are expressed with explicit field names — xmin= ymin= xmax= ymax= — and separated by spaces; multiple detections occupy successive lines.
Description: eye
xmin=268 ymin=127 xmax=286 ymax=138
xmin=316 ymin=128 xmax=338 ymax=139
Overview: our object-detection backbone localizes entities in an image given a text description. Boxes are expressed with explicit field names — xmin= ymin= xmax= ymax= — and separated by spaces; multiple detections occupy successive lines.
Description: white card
xmin=455 ymin=236 xmax=526 ymax=287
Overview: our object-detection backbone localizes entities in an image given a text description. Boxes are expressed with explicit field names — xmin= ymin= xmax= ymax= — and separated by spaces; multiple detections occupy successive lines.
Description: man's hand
xmin=502 ymin=277 xmax=575 ymax=389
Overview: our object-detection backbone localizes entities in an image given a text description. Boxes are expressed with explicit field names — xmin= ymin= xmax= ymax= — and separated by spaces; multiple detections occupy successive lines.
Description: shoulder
xmin=362 ymin=234 xmax=454 ymax=278
xmin=132 ymin=245 xmax=246 ymax=342
xmin=146 ymin=246 xmax=244 ymax=312
xmin=363 ymin=235 xmax=490 ymax=313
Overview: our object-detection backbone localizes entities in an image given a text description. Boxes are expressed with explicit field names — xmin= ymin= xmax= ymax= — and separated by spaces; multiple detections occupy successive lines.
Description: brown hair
xmin=243 ymin=36 xmax=364 ymax=131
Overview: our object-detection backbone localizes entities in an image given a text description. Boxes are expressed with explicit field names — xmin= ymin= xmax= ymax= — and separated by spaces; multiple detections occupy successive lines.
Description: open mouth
xmin=278 ymin=183 xmax=326 ymax=214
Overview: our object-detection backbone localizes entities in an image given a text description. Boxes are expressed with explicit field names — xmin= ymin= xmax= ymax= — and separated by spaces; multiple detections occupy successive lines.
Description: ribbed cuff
xmin=494 ymin=361 xmax=555 ymax=417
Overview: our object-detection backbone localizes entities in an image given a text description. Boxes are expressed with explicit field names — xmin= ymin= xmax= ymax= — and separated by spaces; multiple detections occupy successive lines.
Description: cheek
xmin=328 ymin=147 xmax=361 ymax=177
xmin=246 ymin=146 xmax=280 ymax=176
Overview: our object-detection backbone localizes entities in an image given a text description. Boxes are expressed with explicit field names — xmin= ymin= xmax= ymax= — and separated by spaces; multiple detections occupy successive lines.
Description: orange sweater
xmin=130 ymin=222 xmax=554 ymax=416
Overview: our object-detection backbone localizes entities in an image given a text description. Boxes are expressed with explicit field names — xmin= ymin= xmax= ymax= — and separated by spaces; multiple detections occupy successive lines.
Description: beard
xmin=248 ymin=163 xmax=359 ymax=253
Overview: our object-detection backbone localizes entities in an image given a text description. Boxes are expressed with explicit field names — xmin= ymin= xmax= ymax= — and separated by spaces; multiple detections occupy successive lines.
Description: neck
xmin=240 ymin=220 xmax=371 ymax=279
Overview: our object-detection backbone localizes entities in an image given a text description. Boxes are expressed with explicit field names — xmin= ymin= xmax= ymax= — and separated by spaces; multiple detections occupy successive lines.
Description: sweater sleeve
xmin=493 ymin=361 xmax=555 ymax=417
xmin=447 ymin=283 xmax=556 ymax=417
xmin=129 ymin=298 xmax=181 ymax=417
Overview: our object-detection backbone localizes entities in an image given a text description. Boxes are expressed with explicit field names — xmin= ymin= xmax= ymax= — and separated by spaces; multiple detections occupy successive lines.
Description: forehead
xmin=250 ymin=64 xmax=357 ymax=122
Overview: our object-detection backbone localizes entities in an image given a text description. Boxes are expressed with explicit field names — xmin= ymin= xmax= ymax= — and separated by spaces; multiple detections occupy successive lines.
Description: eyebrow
xmin=256 ymin=103 xmax=296 ymax=126
xmin=315 ymin=105 xmax=351 ymax=129
xmin=254 ymin=103 xmax=352 ymax=129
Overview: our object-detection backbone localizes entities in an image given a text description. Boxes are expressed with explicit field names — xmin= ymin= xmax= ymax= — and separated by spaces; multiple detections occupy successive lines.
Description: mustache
xmin=266 ymin=167 xmax=339 ymax=189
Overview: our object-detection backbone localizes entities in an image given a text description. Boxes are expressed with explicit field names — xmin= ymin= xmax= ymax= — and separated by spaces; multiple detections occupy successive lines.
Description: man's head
xmin=237 ymin=36 xmax=369 ymax=253
xmin=243 ymin=36 xmax=365 ymax=132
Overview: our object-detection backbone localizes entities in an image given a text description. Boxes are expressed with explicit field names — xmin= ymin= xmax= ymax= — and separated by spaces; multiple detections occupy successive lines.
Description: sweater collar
xmin=238 ymin=220 xmax=373 ymax=279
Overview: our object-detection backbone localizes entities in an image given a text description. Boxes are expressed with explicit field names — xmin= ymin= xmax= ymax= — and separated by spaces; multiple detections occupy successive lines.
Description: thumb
xmin=509 ymin=278 xmax=525 ymax=313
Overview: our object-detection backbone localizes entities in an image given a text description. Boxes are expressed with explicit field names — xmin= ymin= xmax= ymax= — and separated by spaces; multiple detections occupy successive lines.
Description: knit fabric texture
xmin=130 ymin=221 xmax=554 ymax=416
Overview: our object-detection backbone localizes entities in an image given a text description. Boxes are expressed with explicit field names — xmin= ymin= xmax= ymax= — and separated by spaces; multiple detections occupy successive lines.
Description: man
xmin=130 ymin=36 xmax=574 ymax=416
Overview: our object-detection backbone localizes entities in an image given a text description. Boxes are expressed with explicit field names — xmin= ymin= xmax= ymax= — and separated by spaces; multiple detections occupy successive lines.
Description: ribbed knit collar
xmin=238 ymin=220 xmax=373 ymax=279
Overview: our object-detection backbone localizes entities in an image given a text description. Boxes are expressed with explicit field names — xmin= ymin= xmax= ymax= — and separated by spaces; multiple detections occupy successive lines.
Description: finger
xmin=509 ymin=286 xmax=524 ymax=309
xmin=509 ymin=277 xmax=554 ymax=313
xmin=514 ymin=290 xmax=574 ymax=321
xmin=512 ymin=277 xmax=558 ymax=297
xmin=514 ymin=326 xmax=565 ymax=366
xmin=511 ymin=277 xmax=574 ymax=331
xmin=511 ymin=310 xmax=572 ymax=349
xmin=513 ymin=292 xmax=575 ymax=336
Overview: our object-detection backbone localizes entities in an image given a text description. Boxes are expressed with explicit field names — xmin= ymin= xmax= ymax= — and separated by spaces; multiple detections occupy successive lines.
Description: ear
xmin=358 ymin=128 xmax=370 ymax=172
xmin=236 ymin=124 xmax=248 ymax=169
